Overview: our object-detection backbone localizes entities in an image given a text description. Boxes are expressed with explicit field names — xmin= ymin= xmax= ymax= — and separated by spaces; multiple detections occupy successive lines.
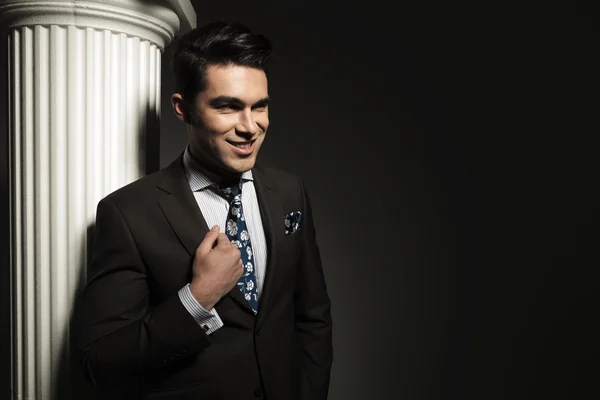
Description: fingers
xmin=197 ymin=225 xmax=220 ymax=257
xmin=198 ymin=227 xmax=241 ymax=264
xmin=215 ymin=232 xmax=232 ymax=249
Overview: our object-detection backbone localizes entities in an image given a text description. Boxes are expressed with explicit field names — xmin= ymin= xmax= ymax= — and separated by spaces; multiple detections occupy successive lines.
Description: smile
xmin=227 ymin=139 xmax=256 ymax=155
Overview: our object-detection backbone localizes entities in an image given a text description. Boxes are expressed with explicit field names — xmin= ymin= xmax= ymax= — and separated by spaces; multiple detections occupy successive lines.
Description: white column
xmin=0 ymin=1 xmax=195 ymax=399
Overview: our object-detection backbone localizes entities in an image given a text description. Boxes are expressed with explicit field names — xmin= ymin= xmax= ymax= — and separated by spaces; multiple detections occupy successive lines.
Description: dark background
xmin=159 ymin=1 xmax=598 ymax=399
xmin=0 ymin=1 xmax=597 ymax=399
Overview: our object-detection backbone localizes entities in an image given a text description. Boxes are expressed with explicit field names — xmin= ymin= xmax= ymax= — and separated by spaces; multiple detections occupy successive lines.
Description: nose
xmin=236 ymin=109 xmax=259 ymax=136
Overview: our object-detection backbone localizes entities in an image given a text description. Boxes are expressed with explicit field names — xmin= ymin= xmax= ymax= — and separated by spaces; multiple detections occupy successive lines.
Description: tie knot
xmin=215 ymin=179 xmax=243 ymax=202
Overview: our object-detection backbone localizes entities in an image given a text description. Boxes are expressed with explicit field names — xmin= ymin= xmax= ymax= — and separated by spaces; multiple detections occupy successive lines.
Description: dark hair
xmin=172 ymin=21 xmax=273 ymax=120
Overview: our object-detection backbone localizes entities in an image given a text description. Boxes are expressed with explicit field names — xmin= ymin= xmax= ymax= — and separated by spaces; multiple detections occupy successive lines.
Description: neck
xmin=188 ymin=145 xmax=240 ymax=183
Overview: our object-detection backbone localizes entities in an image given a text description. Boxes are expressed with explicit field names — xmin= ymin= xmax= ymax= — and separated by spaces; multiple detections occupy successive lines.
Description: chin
xmin=226 ymin=159 xmax=256 ymax=174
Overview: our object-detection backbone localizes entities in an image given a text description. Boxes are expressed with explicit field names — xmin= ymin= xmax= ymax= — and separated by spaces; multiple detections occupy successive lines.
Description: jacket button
xmin=256 ymin=329 xmax=262 ymax=336
xmin=254 ymin=386 xmax=262 ymax=397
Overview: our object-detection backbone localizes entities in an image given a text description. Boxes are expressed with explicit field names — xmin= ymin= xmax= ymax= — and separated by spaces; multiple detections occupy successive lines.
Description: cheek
xmin=259 ymin=113 xmax=269 ymax=128
xmin=202 ymin=121 xmax=233 ymax=147
xmin=208 ymin=134 xmax=226 ymax=153
xmin=201 ymin=112 xmax=237 ymax=132
xmin=256 ymin=121 xmax=269 ymax=137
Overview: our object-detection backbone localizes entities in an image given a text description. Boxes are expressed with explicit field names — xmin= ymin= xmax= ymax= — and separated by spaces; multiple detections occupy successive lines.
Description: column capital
xmin=0 ymin=0 xmax=196 ymax=50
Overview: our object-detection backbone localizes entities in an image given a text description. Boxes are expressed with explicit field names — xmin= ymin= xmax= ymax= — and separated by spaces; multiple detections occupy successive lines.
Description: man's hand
xmin=189 ymin=225 xmax=243 ymax=310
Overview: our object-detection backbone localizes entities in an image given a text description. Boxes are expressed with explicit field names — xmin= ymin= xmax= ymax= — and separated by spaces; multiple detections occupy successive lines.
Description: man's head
xmin=171 ymin=21 xmax=273 ymax=179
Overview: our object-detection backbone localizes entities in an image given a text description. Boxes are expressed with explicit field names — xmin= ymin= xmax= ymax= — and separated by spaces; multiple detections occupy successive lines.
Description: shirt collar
xmin=183 ymin=146 xmax=253 ymax=192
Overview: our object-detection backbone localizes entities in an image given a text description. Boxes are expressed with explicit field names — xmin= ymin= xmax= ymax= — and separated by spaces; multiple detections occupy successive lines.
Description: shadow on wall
xmin=53 ymin=224 xmax=135 ymax=400
xmin=160 ymin=39 xmax=189 ymax=168
xmin=54 ymin=223 xmax=109 ymax=400
xmin=52 ymin=97 xmax=161 ymax=399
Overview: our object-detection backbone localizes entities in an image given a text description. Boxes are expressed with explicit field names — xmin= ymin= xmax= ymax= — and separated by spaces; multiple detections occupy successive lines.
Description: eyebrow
xmin=209 ymin=96 xmax=270 ymax=108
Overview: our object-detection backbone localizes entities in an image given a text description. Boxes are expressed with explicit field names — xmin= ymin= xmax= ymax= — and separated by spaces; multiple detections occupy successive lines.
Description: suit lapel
xmin=252 ymin=165 xmax=281 ymax=326
xmin=156 ymin=155 xmax=253 ymax=313
xmin=156 ymin=156 xmax=209 ymax=257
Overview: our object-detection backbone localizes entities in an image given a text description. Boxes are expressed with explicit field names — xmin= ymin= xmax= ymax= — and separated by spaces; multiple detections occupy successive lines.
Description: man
xmin=75 ymin=21 xmax=333 ymax=399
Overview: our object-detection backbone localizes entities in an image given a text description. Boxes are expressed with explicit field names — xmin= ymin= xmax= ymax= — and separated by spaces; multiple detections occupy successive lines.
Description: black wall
xmin=159 ymin=1 xmax=599 ymax=399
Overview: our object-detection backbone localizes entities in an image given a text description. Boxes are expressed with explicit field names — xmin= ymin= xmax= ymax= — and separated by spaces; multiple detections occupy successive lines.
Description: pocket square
xmin=284 ymin=211 xmax=302 ymax=235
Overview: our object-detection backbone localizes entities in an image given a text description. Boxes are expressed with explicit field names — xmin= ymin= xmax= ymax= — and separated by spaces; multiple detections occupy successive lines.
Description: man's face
xmin=177 ymin=64 xmax=269 ymax=178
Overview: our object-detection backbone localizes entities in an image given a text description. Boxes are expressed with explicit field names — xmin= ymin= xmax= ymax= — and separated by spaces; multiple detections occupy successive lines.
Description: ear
xmin=171 ymin=93 xmax=188 ymax=123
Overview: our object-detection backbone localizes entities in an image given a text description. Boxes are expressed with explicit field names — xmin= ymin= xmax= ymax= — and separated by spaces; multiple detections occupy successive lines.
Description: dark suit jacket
xmin=75 ymin=155 xmax=333 ymax=400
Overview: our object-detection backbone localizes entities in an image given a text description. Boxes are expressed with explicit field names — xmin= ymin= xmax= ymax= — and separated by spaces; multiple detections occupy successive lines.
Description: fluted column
xmin=0 ymin=1 xmax=195 ymax=398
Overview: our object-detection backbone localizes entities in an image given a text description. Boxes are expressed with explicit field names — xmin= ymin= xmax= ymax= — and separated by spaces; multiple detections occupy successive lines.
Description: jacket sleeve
xmin=294 ymin=179 xmax=334 ymax=400
xmin=74 ymin=197 xmax=210 ymax=388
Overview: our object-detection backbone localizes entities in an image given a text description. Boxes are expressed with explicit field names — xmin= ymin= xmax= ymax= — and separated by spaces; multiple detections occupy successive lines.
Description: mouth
xmin=227 ymin=139 xmax=256 ymax=155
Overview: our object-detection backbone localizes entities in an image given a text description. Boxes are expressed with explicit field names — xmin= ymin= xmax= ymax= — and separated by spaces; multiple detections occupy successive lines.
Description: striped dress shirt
xmin=177 ymin=147 xmax=268 ymax=334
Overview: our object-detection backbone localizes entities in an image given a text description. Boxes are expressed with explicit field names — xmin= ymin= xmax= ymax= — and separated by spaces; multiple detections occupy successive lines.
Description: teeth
xmin=233 ymin=142 xmax=251 ymax=148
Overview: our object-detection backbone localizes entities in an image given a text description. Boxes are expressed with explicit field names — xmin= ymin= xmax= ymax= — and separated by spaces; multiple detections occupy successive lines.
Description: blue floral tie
xmin=215 ymin=179 xmax=259 ymax=313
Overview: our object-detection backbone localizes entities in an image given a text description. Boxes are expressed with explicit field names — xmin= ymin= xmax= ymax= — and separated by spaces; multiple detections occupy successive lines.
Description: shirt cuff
xmin=178 ymin=284 xmax=224 ymax=335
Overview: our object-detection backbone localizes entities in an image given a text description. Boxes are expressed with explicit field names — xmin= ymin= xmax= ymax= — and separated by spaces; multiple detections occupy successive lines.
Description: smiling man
xmin=76 ymin=22 xmax=333 ymax=399
xmin=177 ymin=64 xmax=270 ymax=182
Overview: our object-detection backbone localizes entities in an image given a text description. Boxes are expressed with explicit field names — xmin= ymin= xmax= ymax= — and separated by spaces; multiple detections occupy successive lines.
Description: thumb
xmin=197 ymin=225 xmax=220 ymax=257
